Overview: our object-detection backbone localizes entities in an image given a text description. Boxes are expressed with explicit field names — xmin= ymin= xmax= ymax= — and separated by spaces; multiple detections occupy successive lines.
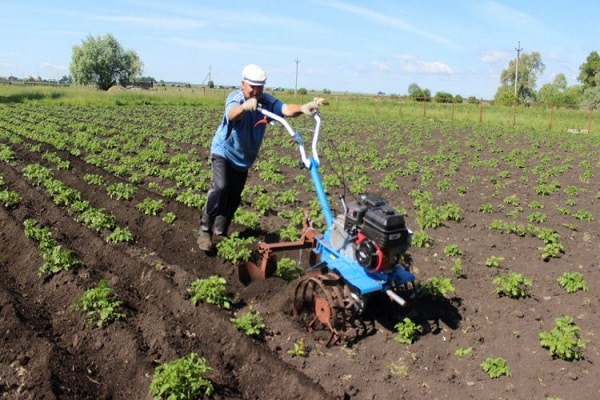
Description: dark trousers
xmin=205 ymin=155 xmax=248 ymax=219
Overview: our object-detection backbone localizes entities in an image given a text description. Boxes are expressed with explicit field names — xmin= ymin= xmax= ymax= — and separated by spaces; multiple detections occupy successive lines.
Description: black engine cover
xmin=346 ymin=194 xmax=408 ymax=249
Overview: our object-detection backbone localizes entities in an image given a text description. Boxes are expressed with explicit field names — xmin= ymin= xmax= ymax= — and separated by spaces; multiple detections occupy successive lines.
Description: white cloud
xmin=395 ymin=55 xmax=453 ymax=74
xmin=371 ymin=61 xmax=393 ymax=72
xmin=480 ymin=50 xmax=510 ymax=64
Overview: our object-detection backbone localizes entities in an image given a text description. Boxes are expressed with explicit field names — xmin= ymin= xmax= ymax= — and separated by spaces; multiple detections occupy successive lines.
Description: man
xmin=198 ymin=64 xmax=320 ymax=251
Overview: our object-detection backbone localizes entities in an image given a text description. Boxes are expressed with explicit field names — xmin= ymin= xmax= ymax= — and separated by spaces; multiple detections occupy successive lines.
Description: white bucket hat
xmin=242 ymin=64 xmax=267 ymax=86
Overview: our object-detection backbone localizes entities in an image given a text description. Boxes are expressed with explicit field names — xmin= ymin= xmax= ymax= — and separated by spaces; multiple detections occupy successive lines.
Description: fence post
xmin=451 ymin=101 xmax=455 ymax=122
xmin=548 ymin=104 xmax=554 ymax=131
xmin=513 ymin=101 xmax=517 ymax=127
xmin=423 ymin=101 xmax=426 ymax=118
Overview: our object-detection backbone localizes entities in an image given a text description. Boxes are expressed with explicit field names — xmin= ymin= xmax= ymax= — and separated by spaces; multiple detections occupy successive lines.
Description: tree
xmin=408 ymin=83 xmax=430 ymax=102
xmin=577 ymin=51 xmax=600 ymax=89
xmin=553 ymin=73 xmax=567 ymax=91
xmin=583 ymin=86 xmax=600 ymax=106
xmin=70 ymin=34 xmax=143 ymax=90
xmin=433 ymin=91 xmax=453 ymax=103
xmin=538 ymin=73 xmax=583 ymax=106
xmin=495 ymin=51 xmax=545 ymax=102
xmin=494 ymin=86 xmax=518 ymax=105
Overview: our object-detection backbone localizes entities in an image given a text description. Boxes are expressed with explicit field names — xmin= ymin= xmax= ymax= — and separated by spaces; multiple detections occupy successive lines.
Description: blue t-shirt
xmin=210 ymin=89 xmax=284 ymax=170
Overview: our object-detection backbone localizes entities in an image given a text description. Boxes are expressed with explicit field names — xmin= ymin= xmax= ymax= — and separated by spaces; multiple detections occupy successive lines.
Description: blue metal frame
xmin=305 ymin=153 xmax=415 ymax=296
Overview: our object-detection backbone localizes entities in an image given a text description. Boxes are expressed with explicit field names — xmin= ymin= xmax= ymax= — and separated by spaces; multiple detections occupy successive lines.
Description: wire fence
xmin=311 ymin=95 xmax=598 ymax=134
xmin=1 ymin=82 xmax=597 ymax=134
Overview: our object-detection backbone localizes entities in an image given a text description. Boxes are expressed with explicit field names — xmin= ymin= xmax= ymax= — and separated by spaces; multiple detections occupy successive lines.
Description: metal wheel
xmin=292 ymin=269 xmax=364 ymax=346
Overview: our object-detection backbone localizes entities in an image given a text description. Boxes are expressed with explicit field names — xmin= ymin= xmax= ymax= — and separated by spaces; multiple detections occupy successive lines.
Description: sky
xmin=0 ymin=0 xmax=597 ymax=99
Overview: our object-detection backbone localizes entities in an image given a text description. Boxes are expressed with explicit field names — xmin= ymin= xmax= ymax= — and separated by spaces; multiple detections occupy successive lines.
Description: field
xmin=0 ymin=87 xmax=599 ymax=399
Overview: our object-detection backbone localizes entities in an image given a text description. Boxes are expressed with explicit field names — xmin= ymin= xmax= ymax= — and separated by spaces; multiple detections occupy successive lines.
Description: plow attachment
xmin=238 ymin=226 xmax=318 ymax=285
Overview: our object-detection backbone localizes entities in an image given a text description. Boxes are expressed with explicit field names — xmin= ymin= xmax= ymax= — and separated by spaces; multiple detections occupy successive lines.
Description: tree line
xmin=68 ymin=34 xmax=600 ymax=106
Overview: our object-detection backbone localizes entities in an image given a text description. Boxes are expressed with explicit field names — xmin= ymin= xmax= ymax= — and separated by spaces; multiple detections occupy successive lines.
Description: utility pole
xmin=202 ymin=65 xmax=212 ymax=86
xmin=294 ymin=58 xmax=300 ymax=97
xmin=514 ymin=41 xmax=522 ymax=96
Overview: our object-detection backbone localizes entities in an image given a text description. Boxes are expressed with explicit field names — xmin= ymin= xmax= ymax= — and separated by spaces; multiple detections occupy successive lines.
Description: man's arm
xmin=228 ymin=104 xmax=246 ymax=122
xmin=283 ymin=97 xmax=328 ymax=117
xmin=282 ymin=103 xmax=303 ymax=117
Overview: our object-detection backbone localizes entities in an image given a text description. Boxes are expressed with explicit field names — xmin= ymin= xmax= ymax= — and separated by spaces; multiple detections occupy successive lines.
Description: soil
xmin=1 ymin=105 xmax=599 ymax=400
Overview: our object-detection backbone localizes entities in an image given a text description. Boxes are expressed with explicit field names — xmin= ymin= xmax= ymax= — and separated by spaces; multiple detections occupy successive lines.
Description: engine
xmin=343 ymin=194 xmax=411 ymax=272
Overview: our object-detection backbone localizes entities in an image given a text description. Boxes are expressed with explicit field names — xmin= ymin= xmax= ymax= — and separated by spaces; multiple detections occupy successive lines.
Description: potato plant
xmin=71 ymin=279 xmax=126 ymax=327
xmin=539 ymin=316 xmax=586 ymax=361
xmin=149 ymin=353 xmax=214 ymax=400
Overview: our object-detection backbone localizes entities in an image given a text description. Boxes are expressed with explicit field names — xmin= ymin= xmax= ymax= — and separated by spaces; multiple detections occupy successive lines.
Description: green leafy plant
xmin=106 ymin=226 xmax=134 ymax=243
xmin=527 ymin=211 xmax=547 ymax=224
xmin=106 ymin=182 xmax=137 ymax=200
xmin=162 ymin=212 xmax=177 ymax=224
xmin=415 ymin=204 xmax=442 ymax=229
xmin=388 ymin=361 xmax=409 ymax=378
xmin=557 ymin=272 xmax=588 ymax=293
xmin=418 ymin=276 xmax=455 ymax=300
xmin=189 ymin=275 xmax=231 ymax=309
xmin=278 ymin=222 xmax=302 ymax=241
xmin=573 ymin=209 xmax=594 ymax=221
xmin=480 ymin=357 xmax=511 ymax=378
xmin=539 ymin=242 xmax=564 ymax=261
xmin=485 ymin=255 xmax=505 ymax=268
xmin=230 ymin=307 xmax=265 ymax=337
xmin=77 ymin=208 xmax=117 ymax=232
xmin=443 ymin=244 xmax=463 ymax=257
xmin=148 ymin=353 xmax=214 ymax=400
xmin=451 ymin=258 xmax=464 ymax=279
xmin=275 ymin=257 xmax=304 ymax=282
xmin=215 ymin=232 xmax=255 ymax=264
xmin=479 ymin=203 xmax=494 ymax=213
xmin=493 ymin=272 xmax=532 ymax=299
xmin=136 ymin=198 xmax=164 ymax=216
xmin=287 ymin=338 xmax=307 ymax=357
xmin=411 ymin=230 xmax=433 ymax=248
xmin=0 ymin=189 xmax=21 ymax=208
xmin=83 ymin=173 xmax=105 ymax=185
xmin=503 ymin=194 xmax=520 ymax=207
xmin=71 ymin=279 xmax=125 ymax=327
xmin=233 ymin=208 xmax=261 ymax=230
xmin=24 ymin=219 xmax=82 ymax=278
xmin=393 ymin=317 xmax=422 ymax=344
xmin=38 ymin=244 xmax=81 ymax=278
xmin=253 ymin=192 xmax=275 ymax=215
xmin=539 ymin=315 xmax=586 ymax=361
xmin=455 ymin=346 xmax=473 ymax=358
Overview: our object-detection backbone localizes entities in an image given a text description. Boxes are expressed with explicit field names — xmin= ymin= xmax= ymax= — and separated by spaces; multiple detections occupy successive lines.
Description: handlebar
xmin=258 ymin=107 xmax=321 ymax=169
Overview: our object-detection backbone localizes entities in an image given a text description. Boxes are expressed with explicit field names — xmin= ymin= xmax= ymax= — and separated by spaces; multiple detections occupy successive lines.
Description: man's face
xmin=242 ymin=80 xmax=264 ymax=100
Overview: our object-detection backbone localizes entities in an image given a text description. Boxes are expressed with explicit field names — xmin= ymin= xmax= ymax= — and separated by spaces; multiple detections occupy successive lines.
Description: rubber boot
xmin=214 ymin=215 xmax=231 ymax=237
xmin=197 ymin=212 xmax=214 ymax=251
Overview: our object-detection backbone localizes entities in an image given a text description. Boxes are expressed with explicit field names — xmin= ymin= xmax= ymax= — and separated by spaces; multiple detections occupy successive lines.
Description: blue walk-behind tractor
xmin=239 ymin=103 xmax=416 ymax=345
